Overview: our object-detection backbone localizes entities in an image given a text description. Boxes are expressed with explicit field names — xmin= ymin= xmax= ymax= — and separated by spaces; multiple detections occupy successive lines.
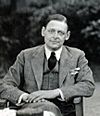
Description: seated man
xmin=0 ymin=14 xmax=95 ymax=116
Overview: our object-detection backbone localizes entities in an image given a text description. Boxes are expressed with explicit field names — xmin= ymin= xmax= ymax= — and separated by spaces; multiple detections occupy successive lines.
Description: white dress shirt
xmin=44 ymin=45 xmax=62 ymax=61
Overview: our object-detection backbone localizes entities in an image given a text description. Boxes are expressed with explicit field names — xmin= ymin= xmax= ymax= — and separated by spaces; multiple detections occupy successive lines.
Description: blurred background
xmin=0 ymin=0 xmax=100 ymax=81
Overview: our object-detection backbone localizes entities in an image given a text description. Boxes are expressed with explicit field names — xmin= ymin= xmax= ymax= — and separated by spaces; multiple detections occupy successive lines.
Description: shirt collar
xmin=44 ymin=45 xmax=62 ymax=61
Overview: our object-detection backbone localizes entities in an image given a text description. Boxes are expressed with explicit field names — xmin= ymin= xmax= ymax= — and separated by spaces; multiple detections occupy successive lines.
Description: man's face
xmin=42 ymin=20 xmax=69 ymax=51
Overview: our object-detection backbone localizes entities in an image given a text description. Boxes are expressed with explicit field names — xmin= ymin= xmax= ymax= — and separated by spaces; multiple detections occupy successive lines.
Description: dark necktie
xmin=48 ymin=52 xmax=57 ymax=70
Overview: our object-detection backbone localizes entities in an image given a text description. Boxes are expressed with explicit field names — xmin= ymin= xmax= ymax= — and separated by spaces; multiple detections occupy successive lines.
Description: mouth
xmin=50 ymin=41 xmax=59 ymax=43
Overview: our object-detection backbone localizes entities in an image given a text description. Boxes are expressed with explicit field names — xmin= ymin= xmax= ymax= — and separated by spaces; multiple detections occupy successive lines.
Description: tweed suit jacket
xmin=0 ymin=45 xmax=95 ymax=104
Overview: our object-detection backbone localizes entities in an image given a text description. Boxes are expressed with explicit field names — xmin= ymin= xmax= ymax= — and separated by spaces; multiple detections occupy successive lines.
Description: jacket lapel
xmin=31 ymin=45 xmax=72 ymax=89
xmin=31 ymin=45 xmax=44 ymax=90
xmin=59 ymin=46 xmax=72 ymax=87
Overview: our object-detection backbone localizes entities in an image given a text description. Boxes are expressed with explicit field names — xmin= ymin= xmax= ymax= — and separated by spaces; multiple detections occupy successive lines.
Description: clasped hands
xmin=21 ymin=89 xmax=60 ymax=103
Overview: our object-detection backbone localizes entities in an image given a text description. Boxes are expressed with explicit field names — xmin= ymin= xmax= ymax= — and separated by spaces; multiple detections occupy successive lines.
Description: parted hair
xmin=43 ymin=14 xmax=68 ymax=27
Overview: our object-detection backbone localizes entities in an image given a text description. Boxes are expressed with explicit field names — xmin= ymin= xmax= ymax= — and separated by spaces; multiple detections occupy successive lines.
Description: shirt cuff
xmin=57 ymin=89 xmax=65 ymax=101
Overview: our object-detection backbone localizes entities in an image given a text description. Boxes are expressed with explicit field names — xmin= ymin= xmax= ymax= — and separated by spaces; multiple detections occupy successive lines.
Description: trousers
xmin=49 ymin=98 xmax=76 ymax=116
xmin=10 ymin=98 xmax=76 ymax=116
xmin=16 ymin=100 xmax=62 ymax=116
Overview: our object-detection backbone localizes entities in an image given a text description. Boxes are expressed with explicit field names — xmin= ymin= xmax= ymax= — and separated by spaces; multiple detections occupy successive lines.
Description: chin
xmin=51 ymin=46 xmax=60 ymax=50
xmin=48 ymin=44 xmax=61 ymax=50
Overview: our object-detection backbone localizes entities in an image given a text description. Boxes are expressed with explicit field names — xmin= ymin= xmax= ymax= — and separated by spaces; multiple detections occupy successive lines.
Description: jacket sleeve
xmin=0 ymin=50 xmax=26 ymax=104
xmin=60 ymin=51 xmax=95 ymax=101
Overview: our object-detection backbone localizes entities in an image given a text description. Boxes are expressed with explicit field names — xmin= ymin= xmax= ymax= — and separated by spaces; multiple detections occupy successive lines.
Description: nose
xmin=53 ymin=31 xmax=58 ymax=38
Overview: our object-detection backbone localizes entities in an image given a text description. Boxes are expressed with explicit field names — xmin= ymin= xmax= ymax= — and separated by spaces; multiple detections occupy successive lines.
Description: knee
xmin=41 ymin=101 xmax=59 ymax=111
xmin=41 ymin=101 xmax=62 ymax=116
xmin=20 ymin=101 xmax=62 ymax=116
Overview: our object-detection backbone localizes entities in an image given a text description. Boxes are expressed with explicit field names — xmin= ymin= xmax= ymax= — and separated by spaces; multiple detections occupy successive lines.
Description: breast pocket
xmin=66 ymin=67 xmax=80 ymax=85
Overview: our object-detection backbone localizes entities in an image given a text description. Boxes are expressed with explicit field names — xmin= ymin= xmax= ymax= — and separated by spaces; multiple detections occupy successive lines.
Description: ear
xmin=41 ymin=26 xmax=46 ymax=37
xmin=65 ymin=31 xmax=70 ymax=41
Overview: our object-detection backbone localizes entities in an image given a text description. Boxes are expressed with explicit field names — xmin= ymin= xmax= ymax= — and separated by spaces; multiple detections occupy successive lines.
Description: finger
xmin=41 ymin=99 xmax=45 ymax=102
xmin=27 ymin=91 xmax=44 ymax=103
xmin=33 ymin=96 xmax=44 ymax=102
xmin=37 ymin=99 xmax=46 ymax=103
xmin=24 ymin=98 xmax=29 ymax=103
xmin=26 ymin=95 xmax=33 ymax=103
xmin=41 ymin=99 xmax=48 ymax=102
xmin=37 ymin=99 xmax=42 ymax=103
xmin=28 ymin=95 xmax=40 ymax=103
xmin=27 ymin=96 xmax=35 ymax=103
xmin=22 ymin=95 xmax=29 ymax=103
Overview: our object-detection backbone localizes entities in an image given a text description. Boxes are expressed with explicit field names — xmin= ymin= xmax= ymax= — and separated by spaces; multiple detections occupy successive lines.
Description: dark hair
xmin=43 ymin=14 xmax=68 ymax=27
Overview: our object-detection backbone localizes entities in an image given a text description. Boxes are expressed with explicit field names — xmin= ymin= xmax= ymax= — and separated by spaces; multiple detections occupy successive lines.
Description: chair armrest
xmin=0 ymin=98 xmax=7 ymax=109
xmin=74 ymin=97 xmax=82 ymax=104
xmin=74 ymin=97 xmax=84 ymax=116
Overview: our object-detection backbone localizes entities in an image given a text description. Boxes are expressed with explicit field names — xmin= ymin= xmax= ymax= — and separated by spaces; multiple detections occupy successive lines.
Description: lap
xmin=10 ymin=99 xmax=75 ymax=116
xmin=17 ymin=100 xmax=62 ymax=116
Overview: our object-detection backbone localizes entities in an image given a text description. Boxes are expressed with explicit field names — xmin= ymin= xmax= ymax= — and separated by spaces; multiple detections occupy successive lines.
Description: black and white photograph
xmin=0 ymin=0 xmax=100 ymax=116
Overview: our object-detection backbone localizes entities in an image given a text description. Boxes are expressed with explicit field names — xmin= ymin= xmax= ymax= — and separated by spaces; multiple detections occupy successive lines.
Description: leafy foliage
xmin=0 ymin=0 xmax=100 ymax=78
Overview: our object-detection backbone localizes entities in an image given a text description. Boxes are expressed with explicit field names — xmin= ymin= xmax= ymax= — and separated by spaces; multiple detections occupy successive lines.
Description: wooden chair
xmin=0 ymin=98 xmax=7 ymax=109
xmin=0 ymin=97 xmax=83 ymax=116
xmin=74 ymin=97 xmax=84 ymax=116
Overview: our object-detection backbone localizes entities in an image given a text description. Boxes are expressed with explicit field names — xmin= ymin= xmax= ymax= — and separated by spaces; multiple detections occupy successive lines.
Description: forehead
xmin=46 ymin=20 xmax=68 ymax=31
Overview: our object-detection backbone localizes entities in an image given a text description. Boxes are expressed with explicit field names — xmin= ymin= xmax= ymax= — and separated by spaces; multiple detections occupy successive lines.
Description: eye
xmin=58 ymin=31 xmax=65 ymax=36
xmin=48 ymin=29 xmax=55 ymax=34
